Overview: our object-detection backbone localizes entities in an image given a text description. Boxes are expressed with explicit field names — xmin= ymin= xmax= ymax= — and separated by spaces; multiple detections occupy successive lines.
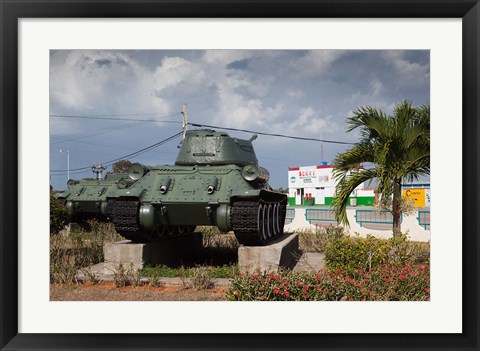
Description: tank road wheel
xmin=266 ymin=203 xmax=274 ymax=239
xmin=166 ymin=225 xmax=177 ymax=237
xmin=279 ymin=198 xmax=287 ymax=231
xmin=272 ymin=202 xmax=280 ymax=237
xmin=257 ymin=203 xmax=264 ymax=242
xmin=156 ymin=225 xmax=167 ymax=239
xmin=177 ymin=225 xmax=186 ymax=234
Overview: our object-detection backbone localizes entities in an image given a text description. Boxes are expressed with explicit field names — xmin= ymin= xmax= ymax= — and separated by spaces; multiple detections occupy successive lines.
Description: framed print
xmin=1 ymin=0 xmax=479 ymax=350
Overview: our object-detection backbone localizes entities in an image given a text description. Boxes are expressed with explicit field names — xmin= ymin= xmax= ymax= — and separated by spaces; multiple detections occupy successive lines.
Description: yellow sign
xmin=402 ymin=188 xmax=426 ymax=207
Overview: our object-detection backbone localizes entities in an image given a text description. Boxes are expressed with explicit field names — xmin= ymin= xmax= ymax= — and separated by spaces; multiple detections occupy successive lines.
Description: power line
xmin=51 ymin=121 xmax=149 ymax=144
xmin=66 ymin=139 xmax=135 ymax=151
xmin=105 ymin=131 xmax=182 ymax=165
xmin=50 ymin=113 xmax=182 ymax=123
xmin=187 ymin=122 xmax=355 ymax=145
xmin=50 ymin=112 xmax=352 ymax=144
xmin=51 ymin=131 xmax=182 ymax=174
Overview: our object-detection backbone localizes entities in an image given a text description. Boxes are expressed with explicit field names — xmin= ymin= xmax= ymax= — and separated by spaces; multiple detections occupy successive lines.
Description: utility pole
xmin=59 ymin=149 xmax=70 ymax=181
xmin=182 ymin=103 xmax=188 ymax=139
xmin=320 ymin=132 xmax=324 ymax=164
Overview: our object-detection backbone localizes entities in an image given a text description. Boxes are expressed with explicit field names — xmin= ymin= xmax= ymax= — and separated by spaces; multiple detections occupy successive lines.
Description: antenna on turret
xmin=182 ymin=103 xmax=188 ymax=139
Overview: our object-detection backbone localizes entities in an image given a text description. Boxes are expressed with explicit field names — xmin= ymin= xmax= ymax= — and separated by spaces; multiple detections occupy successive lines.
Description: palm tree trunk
xmin=392 ymin=180 xmax=402 ymax=236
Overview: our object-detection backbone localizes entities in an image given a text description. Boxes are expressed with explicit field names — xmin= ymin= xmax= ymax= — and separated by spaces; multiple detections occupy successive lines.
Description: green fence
xmin=417 ymin=210 xmax=430 ymax=230
xmin=355 ymin=210 xmax=402 ymax=227
xmin=305 ymin=208 xmax=337 ymax=225
xmin=285 ymin=208 xmax=295 ymax=225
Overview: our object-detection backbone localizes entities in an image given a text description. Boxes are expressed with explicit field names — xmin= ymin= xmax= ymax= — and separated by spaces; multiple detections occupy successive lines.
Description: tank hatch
xmin=175 ymin=129 xmax=259 ymax=166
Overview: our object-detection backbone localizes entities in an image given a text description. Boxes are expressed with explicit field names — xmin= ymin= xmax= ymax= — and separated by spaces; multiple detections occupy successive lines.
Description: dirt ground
xmin=50 ymin=282 xmax=229 ymax=301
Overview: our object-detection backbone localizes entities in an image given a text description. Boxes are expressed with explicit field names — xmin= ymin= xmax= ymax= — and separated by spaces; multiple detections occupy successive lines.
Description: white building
xmin=287 ymin=164 xmax=375 ymax=206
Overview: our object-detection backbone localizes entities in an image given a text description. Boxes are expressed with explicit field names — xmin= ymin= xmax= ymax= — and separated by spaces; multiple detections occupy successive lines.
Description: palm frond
xmin=333 ymin=168 xmax=377 ymax=227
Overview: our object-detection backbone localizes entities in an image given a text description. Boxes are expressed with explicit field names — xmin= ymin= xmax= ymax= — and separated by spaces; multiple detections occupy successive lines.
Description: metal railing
xmin=285 ymin=208 xmax=295 ymax=224
xmin=355 ymin=210 xmax=402 ymax=227
xmin=417 ymin=210 xmax=430 ymax=230
xmin=305 ymin=208 xmax=336 ymax=224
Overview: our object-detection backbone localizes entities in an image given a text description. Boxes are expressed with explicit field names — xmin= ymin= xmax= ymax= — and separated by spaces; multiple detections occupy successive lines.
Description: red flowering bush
xmin=226 ymin=263 xmax=430 ymax=301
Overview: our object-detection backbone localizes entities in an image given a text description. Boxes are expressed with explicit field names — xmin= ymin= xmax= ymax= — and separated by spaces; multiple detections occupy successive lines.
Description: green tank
xmin=57 ymin=129 xmax=287 ymax=245
xmin=106 ymin=129 xmax=287 ymax=245
xmin=56 ymin=172 xmax=135 ymax=219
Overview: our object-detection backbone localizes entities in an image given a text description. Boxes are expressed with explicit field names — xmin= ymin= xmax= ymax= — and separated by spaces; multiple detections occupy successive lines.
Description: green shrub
xmin=147 ymin=271 xmax=162 ymax=288
xmin=50 ymin=192 xmax=68 ymax=234
xmin=50 ymin=234 xmax=78 ymax=284
xmin=227 ymin=264 xmax=430 ymax=301
xmin=191 ymin=265 xmax=213 ymax=290
xmin=112 ymin=263 xmax=131 ymax=288
xmin=324 ymin=233 xmax=429 ymax=276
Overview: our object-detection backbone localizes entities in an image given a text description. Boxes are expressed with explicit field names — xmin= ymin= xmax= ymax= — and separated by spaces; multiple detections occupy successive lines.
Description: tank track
xmin=108 ymin=199 xmax=195 ymax=243
xmin=231 ymin=197 xmax=287 ymax=246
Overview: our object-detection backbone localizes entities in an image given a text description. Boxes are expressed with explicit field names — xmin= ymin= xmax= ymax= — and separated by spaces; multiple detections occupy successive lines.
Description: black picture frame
xmin=1 ymin=1 xmax=479 ymax=350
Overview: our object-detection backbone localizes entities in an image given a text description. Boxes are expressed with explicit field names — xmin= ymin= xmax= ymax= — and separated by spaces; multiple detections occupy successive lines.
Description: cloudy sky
xmin=49 ymin=50 xmax=429 ymax=190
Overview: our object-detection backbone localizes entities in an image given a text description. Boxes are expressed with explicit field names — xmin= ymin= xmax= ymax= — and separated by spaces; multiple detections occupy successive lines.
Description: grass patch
xmin=297 ymin=225 xmax=346 ymax=252
xmin=140 ymin=263 xmax=238 ymax=279
xmin=199 ymin=226 xmax=239 ymax=249
xmin=50 ymin=219 xmax=124 ymax=284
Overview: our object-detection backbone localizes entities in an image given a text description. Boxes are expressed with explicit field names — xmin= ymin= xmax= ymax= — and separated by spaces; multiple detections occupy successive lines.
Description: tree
xmin=112 ymin=160 xmax=132 ymax=173
xmin=50 ymin=190 xmax=68 ymax=234
xmin=332 ymin=100 xmax=430 ymax=235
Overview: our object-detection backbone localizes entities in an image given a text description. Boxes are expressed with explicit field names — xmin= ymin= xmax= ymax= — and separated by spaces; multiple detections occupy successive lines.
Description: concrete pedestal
xmin=237 ymin=233 xmax=300 ymax=273
xmin=103 ymin=232 xmax=203 ymax=271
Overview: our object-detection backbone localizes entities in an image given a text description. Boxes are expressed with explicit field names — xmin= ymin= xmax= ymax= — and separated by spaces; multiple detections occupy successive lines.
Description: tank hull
xmin=107 ymin=164 xmax=287 ymax=245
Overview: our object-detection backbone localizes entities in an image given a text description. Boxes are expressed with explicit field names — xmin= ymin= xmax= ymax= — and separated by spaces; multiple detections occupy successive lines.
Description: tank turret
xmin=175 ymin=129 xmax=258 ymax=166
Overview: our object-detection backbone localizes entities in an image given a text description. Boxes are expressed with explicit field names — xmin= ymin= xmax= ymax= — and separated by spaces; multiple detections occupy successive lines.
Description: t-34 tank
xmin=107 ymin=129 xmax=287 ymax=245
xmin=56 ymin=172 xmax=136 ymax=220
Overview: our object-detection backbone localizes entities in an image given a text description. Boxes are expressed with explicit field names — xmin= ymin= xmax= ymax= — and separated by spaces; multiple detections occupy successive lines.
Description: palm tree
xmin=332 ymin=100 xmax=430 ymax=235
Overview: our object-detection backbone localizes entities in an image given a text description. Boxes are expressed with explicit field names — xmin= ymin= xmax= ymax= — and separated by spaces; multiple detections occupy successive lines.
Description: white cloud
xmin=202 ymin=50 xmax=254 ymax=65
xmin=295 ymin=50 xmax=345 ymax=76
xmin=347 ymin=79 xmax=392 ymax=113
xmin=287 ymin=90 xmax=306 ymax=99
xmin=152 ymin=56 xmax=206 ymax=92
xmin=383 ymin=51 xmax=429 ymax=79
xmin=50 ymin=51 xmax=169 ymax=113
xmin=214 ymin=87 xmax=284 ymax=129
xmin=273 ymin=107 xmax=339 ymax=137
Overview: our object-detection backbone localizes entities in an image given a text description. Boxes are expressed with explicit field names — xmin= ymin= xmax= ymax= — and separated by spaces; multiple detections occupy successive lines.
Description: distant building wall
xmin=288 ymin=164 xmax=373 ymax=206
xmin=284 ymin=206 xmax=431 ymax=242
